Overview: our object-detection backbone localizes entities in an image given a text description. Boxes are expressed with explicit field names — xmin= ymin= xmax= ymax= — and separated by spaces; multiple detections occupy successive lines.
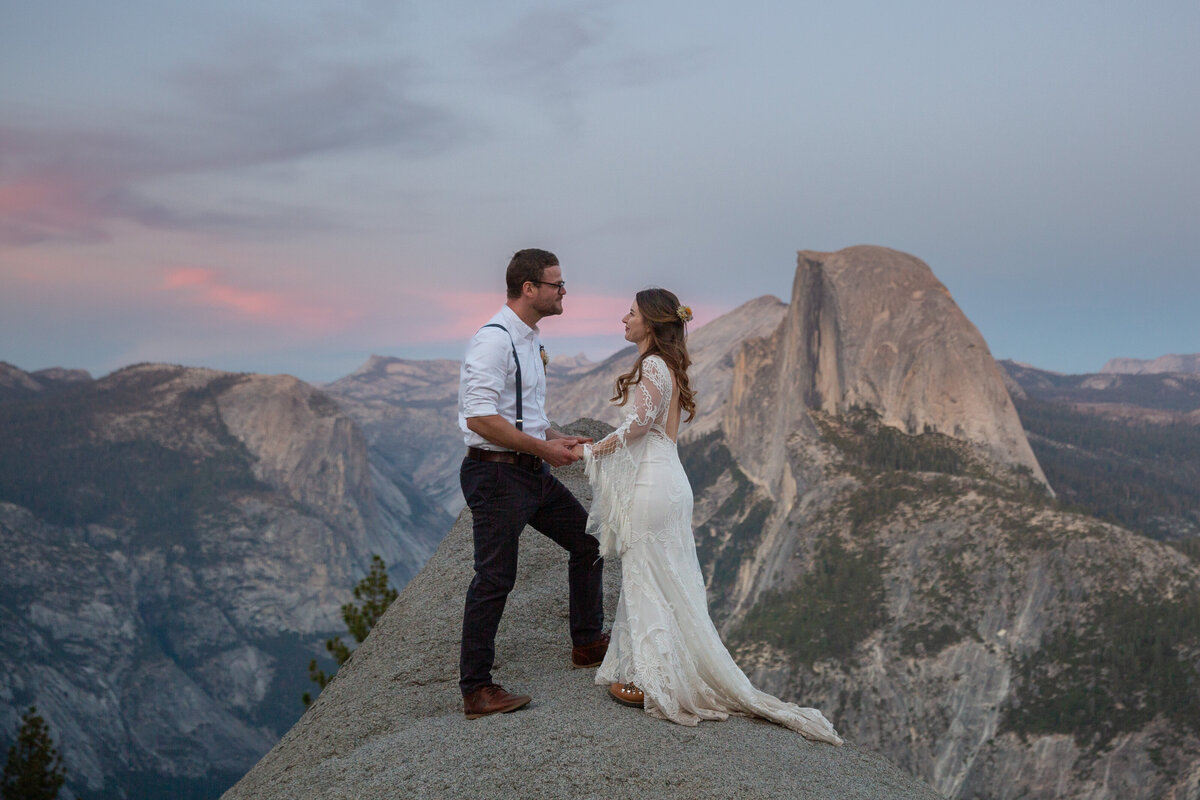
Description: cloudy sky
xmin=2 ymin=0 xmax=1197 ymax=382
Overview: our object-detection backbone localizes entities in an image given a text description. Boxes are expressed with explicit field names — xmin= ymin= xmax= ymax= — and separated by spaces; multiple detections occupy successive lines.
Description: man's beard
xmin=533 ymin=296 xmax=563 ymax=316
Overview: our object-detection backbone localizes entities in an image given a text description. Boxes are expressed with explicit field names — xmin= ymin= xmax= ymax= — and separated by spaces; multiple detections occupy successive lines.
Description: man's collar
xmin=500 ymin=305 xmax=538 ymax=339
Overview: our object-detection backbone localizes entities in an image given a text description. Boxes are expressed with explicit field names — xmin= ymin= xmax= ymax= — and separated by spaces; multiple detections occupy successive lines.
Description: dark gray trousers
xmin=458 ymin=458 xmax=604 ymax=695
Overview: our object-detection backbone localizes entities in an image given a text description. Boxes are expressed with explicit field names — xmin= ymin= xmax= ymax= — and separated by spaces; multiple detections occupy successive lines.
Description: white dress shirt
xmin=458 ymin=305 xmax=550 ymax=449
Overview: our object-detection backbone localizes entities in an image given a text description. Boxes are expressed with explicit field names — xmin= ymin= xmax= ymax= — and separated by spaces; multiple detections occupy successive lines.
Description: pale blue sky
xmin=2 ymin=0 xmax=1197 ymax=381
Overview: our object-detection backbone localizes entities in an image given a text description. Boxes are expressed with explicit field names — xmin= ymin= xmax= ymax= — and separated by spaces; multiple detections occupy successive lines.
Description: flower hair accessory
xmin=675 ymin=305 xmax=693 ymax=323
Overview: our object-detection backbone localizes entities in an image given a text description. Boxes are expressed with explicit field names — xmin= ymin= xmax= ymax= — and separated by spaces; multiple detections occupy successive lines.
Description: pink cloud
xmin=161 ymin=267 xmax=356 ymax=333
xmin=162 ymin=268 xmax=212 ymax=289
xmin=0 ymin=174 xmax=107 ymax=245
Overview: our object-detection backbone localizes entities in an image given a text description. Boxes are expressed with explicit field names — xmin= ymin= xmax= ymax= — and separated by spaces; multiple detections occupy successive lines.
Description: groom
xmin=457 ymin=247 xmax=608 ymax=719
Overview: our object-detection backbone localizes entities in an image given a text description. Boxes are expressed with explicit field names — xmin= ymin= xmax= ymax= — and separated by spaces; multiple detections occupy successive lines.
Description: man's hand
xmin=539 ymin=437 xmax=581 ymax=467
xmin=546 ymin=429 xmax=593 ymax=446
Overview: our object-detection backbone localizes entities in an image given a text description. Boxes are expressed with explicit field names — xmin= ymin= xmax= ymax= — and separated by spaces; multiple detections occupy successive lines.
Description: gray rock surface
xmin=223 ymin=420 xmax=942 ymax=800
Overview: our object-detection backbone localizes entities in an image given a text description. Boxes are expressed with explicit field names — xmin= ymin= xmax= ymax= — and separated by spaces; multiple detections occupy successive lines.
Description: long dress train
xmin=583 ymin=355 xmax=843 ymax=745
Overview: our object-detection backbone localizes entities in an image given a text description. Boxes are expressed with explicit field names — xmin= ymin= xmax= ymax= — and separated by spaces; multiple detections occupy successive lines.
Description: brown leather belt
xmin=466 ymin=447 xmax=543 ymax=472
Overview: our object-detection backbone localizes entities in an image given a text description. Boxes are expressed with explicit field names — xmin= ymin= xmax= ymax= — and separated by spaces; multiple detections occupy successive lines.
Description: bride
xmin=570 ymin=288 xmax=843 ymax=745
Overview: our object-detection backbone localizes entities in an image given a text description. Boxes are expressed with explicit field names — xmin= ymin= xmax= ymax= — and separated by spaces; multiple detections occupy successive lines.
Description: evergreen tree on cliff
xmin=304 ymin=555 xmax=399 ymax=706
xmin=2 ymin=707 xmax=67 ymax=800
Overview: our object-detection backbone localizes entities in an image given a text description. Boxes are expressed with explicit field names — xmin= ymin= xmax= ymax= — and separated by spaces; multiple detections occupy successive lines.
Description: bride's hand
xmin=569 ymin=444 xmax=586 ymax=459
xmin=556 ymin=435 xmax=593 ymax=446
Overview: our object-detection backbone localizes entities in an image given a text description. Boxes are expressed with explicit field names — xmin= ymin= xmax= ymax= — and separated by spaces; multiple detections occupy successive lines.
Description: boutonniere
xmin=540 ymin=345 xmax=549 ymax=367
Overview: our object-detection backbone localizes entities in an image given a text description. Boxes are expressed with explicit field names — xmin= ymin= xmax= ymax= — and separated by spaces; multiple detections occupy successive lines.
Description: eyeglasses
xmin=529 ymin=280 xmax=566 ymax=291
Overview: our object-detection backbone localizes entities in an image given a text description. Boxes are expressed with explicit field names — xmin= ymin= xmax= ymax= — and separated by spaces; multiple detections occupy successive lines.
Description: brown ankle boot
xmin=571 ymin=632 xmax=610 ymax=668
xmin=608 ymin=682 xmax=644 ymax=708
xmin=463 ymin=684 xmax=532 ymax=719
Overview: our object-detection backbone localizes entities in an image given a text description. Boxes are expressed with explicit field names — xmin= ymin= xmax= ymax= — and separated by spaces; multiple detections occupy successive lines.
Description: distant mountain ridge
xmin=1101 ymin=353 xmax=1200 ymax=375
xmin=547 ymin=352 xmax=595 ymax=372
xmin=1002 ymin=359 xmax=1200 ymax=423
xmin=0 ymin=361 xmax=93 ymax=398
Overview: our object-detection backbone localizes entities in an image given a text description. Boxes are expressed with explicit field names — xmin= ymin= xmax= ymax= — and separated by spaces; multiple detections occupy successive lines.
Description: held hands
xmin=468 ymin=418 xmax=593 ymax=468
xmin=539 ymin=437 xmax=590 ymax=467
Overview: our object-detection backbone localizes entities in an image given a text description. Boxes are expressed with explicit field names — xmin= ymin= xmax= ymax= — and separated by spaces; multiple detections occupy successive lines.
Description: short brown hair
xmin=506 ymin=248 xmax=559 ymax=299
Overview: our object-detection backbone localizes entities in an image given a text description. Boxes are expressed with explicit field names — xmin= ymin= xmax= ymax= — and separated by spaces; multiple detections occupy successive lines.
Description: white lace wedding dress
xmin=583 ymin=355 xmax=843 ymax=744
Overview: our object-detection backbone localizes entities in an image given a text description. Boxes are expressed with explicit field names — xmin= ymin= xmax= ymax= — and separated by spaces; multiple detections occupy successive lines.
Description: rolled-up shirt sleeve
xmin=460 ymin=330 xmax=511 ymax=419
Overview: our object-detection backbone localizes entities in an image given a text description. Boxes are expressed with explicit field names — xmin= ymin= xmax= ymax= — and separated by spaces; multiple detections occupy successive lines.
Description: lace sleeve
xmin=587 ymin=355 xmax=672 ymax=459
xmin=582 ymin=356 xmax=673 ymax=557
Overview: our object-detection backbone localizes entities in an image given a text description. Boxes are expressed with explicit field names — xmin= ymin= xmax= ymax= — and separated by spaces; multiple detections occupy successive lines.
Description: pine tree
xmin=303 ymin=555 xmax=399 ymax=706
xmin=2 ymin=707 xmax=67 ymax=800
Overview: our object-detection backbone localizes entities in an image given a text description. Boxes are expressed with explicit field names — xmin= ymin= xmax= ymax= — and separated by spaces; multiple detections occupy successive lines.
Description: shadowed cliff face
xmin=222 ymin=420 xmax=943 ymax=800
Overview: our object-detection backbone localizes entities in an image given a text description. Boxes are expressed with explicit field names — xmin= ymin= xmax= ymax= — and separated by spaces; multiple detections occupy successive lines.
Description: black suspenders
xmin=481 ymin=323 xmax=525 ymax=431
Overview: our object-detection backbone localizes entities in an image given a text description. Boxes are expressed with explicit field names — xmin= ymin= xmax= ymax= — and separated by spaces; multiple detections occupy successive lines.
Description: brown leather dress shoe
xmin=608 ymin=682 xmax=644 ymax=708
xmin=462 ymin=684 xmax=532 ymax=719
xmin=570 ymin=632 xmax=610 ymax=668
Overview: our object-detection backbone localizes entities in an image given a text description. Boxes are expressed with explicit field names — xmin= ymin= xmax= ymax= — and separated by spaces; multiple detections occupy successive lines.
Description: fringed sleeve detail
xmin=583 ymin=356 xmax=672 ymax=558
xmin=583 ymin=437 xmax=640 ymax=557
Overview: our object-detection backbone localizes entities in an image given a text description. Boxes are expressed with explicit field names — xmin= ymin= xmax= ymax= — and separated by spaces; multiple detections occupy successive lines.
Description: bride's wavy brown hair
xmin=611 ymin=288 xmax=696 ymax=423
